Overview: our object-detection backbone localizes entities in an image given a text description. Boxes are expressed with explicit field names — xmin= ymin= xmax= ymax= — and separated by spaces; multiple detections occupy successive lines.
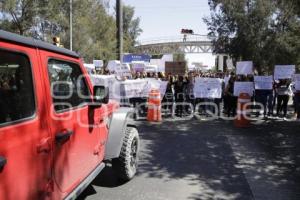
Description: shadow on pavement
xmin=78 ymin=166 xmax=127 ymax=199
xmin=137 ymin=119 xmax=254 ymax=200
xmin=78 ymin=118 xmax=300 ymax=200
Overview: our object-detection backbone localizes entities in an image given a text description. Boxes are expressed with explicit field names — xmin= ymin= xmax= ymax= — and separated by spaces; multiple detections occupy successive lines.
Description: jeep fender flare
xmin=104 ymin=107 xmax=136 ymax=160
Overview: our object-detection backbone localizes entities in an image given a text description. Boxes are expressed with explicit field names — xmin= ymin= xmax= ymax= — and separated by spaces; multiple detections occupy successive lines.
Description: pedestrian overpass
xmin=134 ymin=35 xmax=214 ymax=55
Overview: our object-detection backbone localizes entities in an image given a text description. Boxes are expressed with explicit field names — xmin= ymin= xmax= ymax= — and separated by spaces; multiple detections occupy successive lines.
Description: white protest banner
xmin=120 ymin=79 xmax=148 ymax=98
xmin=142 ymin=78 xmax=168 ymax=97
xmin=194 ymin=78 xmax=223 ymax=98
xmin=91 ymin=75 xmax=115 ymax=86
xmin=254 ymin=76 xmax=273 ymax=90
xmin=91 ymin=75 xmax=121 ymax=100
xmin=236 ymin=61 xmax=253 ymax=75
xmin=234 ymin=82 xmax=254 ymax=96
xmin=274 ymin=65 xmax=295 ymax=80
xmin=159 ymin=81 xmax=168 ymax=97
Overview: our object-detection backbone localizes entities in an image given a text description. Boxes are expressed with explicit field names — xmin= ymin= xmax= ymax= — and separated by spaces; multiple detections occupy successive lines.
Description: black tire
xmin=112 ymin=127 xmax=139 ymax=181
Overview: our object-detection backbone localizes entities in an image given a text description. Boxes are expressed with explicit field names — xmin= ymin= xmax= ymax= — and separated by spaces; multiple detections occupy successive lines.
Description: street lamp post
xmin=116 ymin=0 xmax=123 ymax=61
xmin=70 ymin=0 xmax=73 ymax=51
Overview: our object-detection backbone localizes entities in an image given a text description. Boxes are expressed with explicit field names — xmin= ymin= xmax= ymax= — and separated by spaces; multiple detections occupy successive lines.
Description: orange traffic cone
xmin=147 ymin=89 xmax=162 ymax=122
xmin=234 ymin=93 xmax=251 ymax=128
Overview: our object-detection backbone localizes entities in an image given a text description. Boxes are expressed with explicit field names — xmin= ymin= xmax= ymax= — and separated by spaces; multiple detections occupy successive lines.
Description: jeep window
xmin=0 ymin=50 xmax=35 ymax=126
xmin=48 ymin=59 xmax=90 ymax=112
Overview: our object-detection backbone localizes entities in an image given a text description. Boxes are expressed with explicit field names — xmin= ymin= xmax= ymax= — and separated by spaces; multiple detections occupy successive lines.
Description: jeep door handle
xmin=0 ymin=156 xmax=7 ymax=168
xmin=55 ymin=130 xmax=74 ymax=143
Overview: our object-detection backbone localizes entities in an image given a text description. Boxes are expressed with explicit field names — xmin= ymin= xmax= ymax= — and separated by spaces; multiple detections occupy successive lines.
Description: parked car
xmin=0 ymin=30 xmax=140 ymax=200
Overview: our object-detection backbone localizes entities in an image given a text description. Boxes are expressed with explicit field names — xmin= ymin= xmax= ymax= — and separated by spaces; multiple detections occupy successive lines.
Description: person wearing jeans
xmin=276 ymin=79 xmax=292 ymax=119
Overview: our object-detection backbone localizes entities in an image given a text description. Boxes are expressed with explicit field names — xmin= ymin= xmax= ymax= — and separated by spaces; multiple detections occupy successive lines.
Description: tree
xmin=122 ymin=5 xmax=142 ymax=53
xmin=0 ymin=0 xmax=142 ymax=62
xmin=205 ymin=0 xmax=300 ymax=73
xmin=0 ymin=0 xmax=41 ymax=35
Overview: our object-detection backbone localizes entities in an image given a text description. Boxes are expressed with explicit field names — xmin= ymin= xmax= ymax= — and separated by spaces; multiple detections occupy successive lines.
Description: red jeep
xmin=0 ymin=30 xmax=139 ymax=200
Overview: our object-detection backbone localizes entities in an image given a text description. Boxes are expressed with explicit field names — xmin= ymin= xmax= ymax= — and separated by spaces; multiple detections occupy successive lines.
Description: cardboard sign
xmin=165 ymin=62 xmax=186 ymax=75
xmin=194 ymin=78 xmax=223 ymax=98
xmin=236 ymin=61 xmax=253 ymax=75
xmin=234 ymin=82 xmax=254 ymax=96
xmin=274 ymin=65 xmax=295 ymax=80
xmin=254 ymin=76 xmax=273 ymax=90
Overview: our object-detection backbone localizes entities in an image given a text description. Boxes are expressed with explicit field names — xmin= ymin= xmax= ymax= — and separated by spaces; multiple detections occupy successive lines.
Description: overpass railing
xmin=137 ymin=35 xmax=214 ymax=46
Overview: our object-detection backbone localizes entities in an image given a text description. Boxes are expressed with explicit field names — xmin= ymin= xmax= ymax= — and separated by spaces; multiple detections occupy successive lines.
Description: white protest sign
xmin=234 ymin=82 xmax=254 ymax=96
xmin=115 ymin=64 xmax=132 ymax=77
xmin=254 ymin=76 xmax=273 ymax=90
xmin=236 ymin=61 xmax=253 ymax=75
xmin=194 ymin=78 xmax=223 ymax=98
xmin=132 ymin=63 xmax=145 ymax=72
xmin=274 ymin=65 xmax=295 ymax=80
xmin=93 ymin=60 xmax=103 ymax=68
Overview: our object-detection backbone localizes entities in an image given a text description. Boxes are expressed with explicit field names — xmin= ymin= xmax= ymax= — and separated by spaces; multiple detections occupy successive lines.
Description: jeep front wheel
xmin=112 ymin=127 xmax=139 ymax=181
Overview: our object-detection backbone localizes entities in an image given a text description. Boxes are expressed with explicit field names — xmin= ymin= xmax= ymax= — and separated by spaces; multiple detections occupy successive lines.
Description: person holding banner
xmin=276 ymin=79 xmax=292 ymax=119
xmin=254 ymin=75 xmax=274 ymax=117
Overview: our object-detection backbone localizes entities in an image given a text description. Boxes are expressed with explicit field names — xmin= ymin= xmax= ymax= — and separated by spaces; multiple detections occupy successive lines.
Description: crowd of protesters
xmin=89 ymin=67 xmax=300 ymax=121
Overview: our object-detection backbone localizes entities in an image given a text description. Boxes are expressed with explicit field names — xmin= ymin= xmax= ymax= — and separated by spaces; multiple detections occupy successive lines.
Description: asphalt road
xmin=78 ymin=118 xmax=300 ymax=200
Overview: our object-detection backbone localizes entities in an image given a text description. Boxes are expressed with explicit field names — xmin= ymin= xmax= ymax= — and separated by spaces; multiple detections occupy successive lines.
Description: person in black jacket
xmin=225 ymin=76 xmax=237 ymax=117
xmin=174 ymin=75 xmax=186 ymax=117
xmin=162 ymin=75 xmax=174 ymax=116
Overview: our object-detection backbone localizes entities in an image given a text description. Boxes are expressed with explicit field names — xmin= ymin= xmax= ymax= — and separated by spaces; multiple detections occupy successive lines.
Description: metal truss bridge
xmin=134 ymin=35 xmax=214 ymax=55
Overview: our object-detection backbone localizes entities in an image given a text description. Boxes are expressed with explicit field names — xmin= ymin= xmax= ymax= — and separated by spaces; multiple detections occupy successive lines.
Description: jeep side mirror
xmin=93 ymin=86 xmax=109 ymax=105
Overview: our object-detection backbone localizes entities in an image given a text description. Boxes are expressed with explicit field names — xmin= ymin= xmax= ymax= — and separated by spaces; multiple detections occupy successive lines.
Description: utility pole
xmin=70 ymin=0 xmax=73 ymax=51
xmin=116 ymin=0 xmax=123 ymax=61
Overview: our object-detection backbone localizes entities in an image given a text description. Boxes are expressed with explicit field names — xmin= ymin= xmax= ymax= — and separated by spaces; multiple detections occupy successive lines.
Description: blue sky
xmin=123 ymin=0 xmax=211 ymax=40
xmin=121 ymin=0 xmax=216 ymax=67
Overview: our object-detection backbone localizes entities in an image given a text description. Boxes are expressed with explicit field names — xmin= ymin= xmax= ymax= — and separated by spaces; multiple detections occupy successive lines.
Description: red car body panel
xmin=0 ymin=38 xmax=119 ymax=200
xmin=0 ymin=42 xmax=52 ymax=199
